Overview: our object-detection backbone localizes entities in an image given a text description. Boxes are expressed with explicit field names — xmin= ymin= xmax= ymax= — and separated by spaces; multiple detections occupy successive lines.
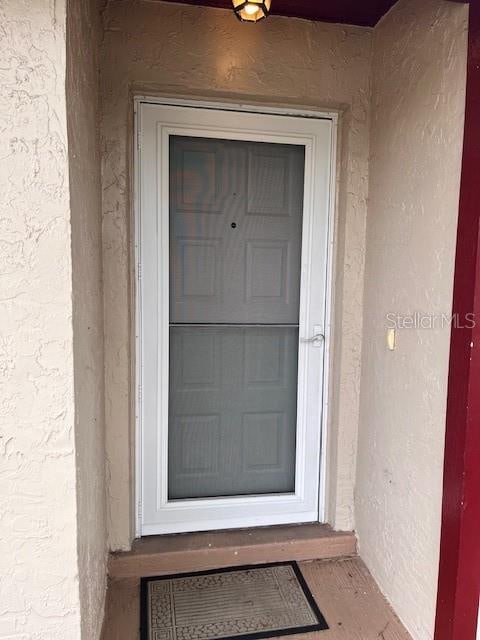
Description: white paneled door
xmin=137 ymin=101 xmax=334 ymax=535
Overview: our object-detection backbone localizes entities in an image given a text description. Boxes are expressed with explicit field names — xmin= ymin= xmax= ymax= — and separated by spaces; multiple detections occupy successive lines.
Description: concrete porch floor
xmin=101 ymin=556 xmax=412 ymax=640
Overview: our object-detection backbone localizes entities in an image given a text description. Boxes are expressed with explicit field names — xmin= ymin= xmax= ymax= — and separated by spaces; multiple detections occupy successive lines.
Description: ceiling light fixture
xmin=232 ymin=0 xmax=271 ymax=23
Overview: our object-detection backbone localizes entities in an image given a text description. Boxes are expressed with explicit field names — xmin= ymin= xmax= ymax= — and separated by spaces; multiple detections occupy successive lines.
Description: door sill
xmin=108 ymin=523 xmax=356 ymax=579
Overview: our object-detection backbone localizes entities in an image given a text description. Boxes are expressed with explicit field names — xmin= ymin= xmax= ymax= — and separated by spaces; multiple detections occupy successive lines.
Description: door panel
xmin=168 ymin=326 xmax=298 ymax=499
xmin=169 ymin=137 xmax=305 ymax=324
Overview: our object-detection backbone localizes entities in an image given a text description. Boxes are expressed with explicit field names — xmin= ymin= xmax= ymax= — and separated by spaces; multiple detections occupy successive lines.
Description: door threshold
xmin=108 ymin=523 xmax=356 ymax=579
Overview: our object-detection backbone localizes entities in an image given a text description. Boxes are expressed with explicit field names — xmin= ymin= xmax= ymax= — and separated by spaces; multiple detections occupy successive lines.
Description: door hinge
xmin=137 ymin=263 xmax=142 ymax=280
xmin=138 ymin=384 xmax=143 ymax=403
xmin=138 ymin=500 xmax=142 ymax=520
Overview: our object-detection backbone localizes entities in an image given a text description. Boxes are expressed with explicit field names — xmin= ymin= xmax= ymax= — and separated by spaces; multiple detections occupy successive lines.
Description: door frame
xmin=133 ymin=96 xmax=338 ymax=537
xmin=435 ymin=2 xmax=480 ymax=638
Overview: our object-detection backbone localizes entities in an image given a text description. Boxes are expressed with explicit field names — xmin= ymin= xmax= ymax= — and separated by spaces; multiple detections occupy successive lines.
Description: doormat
xmin=140 ymin=561 xmax=328 ymax=640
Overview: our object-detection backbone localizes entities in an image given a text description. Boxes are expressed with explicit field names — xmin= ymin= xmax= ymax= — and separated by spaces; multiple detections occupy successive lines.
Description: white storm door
xmin=138 ymin=101 xmax=333 ymax=535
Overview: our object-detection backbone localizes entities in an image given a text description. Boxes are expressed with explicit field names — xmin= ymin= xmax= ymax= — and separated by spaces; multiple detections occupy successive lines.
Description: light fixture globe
xmin=232 ymin=0 xmax=271 ymax=22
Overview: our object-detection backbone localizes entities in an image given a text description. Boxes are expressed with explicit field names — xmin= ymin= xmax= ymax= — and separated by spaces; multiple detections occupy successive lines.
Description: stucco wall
xmin=100 ymin=0 xmax=372 ymax=550
xmin=356 ymin=1 xmax=468 ymax=639
xmin=0 ymin=1 xmax=82 ymax=638
xmin=66 ymin=0 xmax=107 ymax=638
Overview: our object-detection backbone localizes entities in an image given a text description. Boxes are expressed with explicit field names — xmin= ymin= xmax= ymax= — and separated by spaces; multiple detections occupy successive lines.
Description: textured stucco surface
xmin=66 ymin=0 xmax=107 ymax=638
xmin=1 ymin=0 xmax=470 ymax=635
xmin=100 ymin=0 xmax=372 ymax=550
xmin=356 ymin=1 xmax=468 ymax=639
xmin=0 ymin=0 xmax=82 ymax=638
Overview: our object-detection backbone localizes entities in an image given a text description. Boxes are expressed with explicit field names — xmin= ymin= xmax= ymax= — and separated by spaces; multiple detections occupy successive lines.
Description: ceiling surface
xmin=158 ymin=0 xmax=400 ymax=27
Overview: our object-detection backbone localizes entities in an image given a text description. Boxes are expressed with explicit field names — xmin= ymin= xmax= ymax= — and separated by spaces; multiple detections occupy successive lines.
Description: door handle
xmin=301 ymin=326 xmax=325 ymax=347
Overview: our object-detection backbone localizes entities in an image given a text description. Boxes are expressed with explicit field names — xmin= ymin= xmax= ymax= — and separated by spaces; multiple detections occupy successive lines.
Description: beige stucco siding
xmin=0 ymin=0 xmax=82 ymax=637
xmin=100 ymin=0 xmax=372 ymax=550
xmin=0 ymin=0 xmax=108 ymax=637
xmin=0 ymin=0 xmax=470 ymax=637
xmin=356 ymin=1 xmax=468 ymax=638
xmin=67 ymin=0 xmax=108 ymax=637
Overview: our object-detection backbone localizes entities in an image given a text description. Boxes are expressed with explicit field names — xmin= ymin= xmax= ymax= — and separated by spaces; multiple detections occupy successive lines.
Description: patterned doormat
xmin=140 ymin=561 xmax=328 ymax=640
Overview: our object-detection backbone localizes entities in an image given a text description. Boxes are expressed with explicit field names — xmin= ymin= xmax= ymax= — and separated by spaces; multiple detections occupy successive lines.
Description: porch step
xmin=108 ymin=523 xmax=357 ymax=578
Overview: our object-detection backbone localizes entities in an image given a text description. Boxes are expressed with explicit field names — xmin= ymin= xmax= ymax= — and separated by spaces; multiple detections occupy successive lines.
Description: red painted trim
xmin=434 ymin=3 xmax=480 ymax=639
